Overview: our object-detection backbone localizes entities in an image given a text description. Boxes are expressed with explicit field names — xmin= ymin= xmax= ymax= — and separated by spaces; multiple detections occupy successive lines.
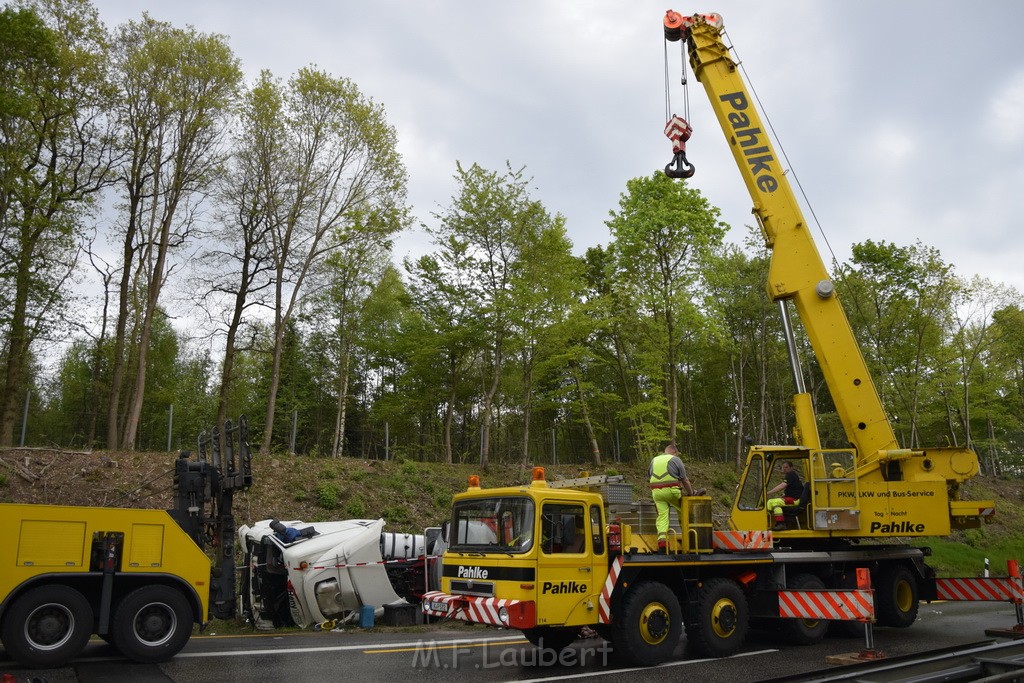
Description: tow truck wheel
xmin=785 ymin=574 xmax=828 ymax=645
xmin=875 ymin=565 xmax=919 ymax=628
xmin=610 ymin=581 xmax=682 ymax=666
xmin=111 ymin=585 xmax=193 ymax=663
xmin=522 ymin=626 xmax=578 ymax=653
xmin=0 ymin=585 xmax=93 ymax=668
xmin=688 ymin=578 xmax=749 ymax=658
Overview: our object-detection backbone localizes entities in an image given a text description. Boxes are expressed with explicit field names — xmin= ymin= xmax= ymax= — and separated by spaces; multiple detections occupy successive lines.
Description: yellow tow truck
xmin=421 ymin=12 xmax=1000 ymax=666
xmin=0 ymin=417 xmax=253 ymax=668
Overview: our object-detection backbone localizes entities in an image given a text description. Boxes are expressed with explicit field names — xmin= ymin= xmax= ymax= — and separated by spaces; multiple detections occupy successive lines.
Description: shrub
xmin=316 ymin=482 xmax=341 ymax=509
xmin=345 ymin=495 xmax=366 ymax=518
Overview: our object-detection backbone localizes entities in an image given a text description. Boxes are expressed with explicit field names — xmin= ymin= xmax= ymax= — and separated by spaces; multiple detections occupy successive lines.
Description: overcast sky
xmin=88 ymin=0 xmax=1024 ymax=293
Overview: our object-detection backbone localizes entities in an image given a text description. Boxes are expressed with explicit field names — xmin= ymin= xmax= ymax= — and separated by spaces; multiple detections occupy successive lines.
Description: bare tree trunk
xmin=443 ymin=388 xmax=455 ymax=465
xmin=86 ymin=266 xmax=112 ymax=447
xmin=122 ymin=199 xmax=175 ymax=451
xmin=0 ymin=265 xmax=31 ymax=445
xmin=332 ymin=345 xmax=351 ymax=457
xmin=520 ymin=361 xmax=533 ymax=465
xmin=572 ymin=370 xmax=602 ymax=468
xmin=731 ymin=354 xmax=745 ymax=471
xmin=261 ymin=312 xmax=287 ymax=456
xmin=479 ymin=346 xmax=503 ymax=470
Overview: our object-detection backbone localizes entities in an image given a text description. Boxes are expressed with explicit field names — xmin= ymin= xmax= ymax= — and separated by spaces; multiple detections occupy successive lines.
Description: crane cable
xmin=724 ymin=29 xmax=839 ymax=271
xmin=663 ymin=29 xmax=694 ymax=178
xmin=663 ymin=35 xmax=690 ymax=124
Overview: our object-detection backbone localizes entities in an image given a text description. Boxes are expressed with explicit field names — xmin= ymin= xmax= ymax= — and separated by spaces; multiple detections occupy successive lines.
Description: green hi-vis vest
xmin=650 ymin=453 xmax=677 ymax=484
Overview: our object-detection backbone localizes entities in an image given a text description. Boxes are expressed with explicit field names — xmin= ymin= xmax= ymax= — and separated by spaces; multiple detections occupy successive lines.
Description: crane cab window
xmin=590 ymin=505 xmax=605 ymax=555
xmin=541 ymin=503 xmax=586 ymax=554
xmin=737 ymin=454 xmax=766 ymax=511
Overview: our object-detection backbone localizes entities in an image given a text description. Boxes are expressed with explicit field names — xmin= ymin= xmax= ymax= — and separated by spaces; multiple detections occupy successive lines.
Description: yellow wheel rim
xmin=639 ymin=602 xmax=670 ymax=645
xmin=710 ymin=598 xmax=737 ymax=639
xmin=895 ymin=579 xmax=914 ymax=613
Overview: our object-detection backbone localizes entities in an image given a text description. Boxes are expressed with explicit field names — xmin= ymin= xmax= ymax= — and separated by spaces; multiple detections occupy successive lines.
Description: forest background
xmin=4 ymin=0 xmax=1024 ymax=483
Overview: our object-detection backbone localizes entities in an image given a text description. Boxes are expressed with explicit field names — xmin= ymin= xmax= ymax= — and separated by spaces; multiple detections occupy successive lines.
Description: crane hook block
xmin=664 ymin=115 xmax=695 ymax=178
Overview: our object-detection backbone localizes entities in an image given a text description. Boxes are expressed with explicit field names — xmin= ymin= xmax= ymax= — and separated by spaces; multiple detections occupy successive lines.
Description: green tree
xmin=507 ymin=205 xmax=578 ymax=464
xmin=405 ymin=245 xmax=481 ymax=464
xmin=837 ymin=240 xmax=959 ymax=448
xmin=257 ymin=67 xmax=408 ymax=456
xmin=304 ymin=213 xmax=395 ymax=457
xmin=606 ymin=172 xmax=726 ymax=451
xmin=106 ymin=14 xmax=241 ymax=450
xmin=424 ymin=162 xmax=561 ymax=469
xmin=0 ymin=0 xmax=116 ymax=445
xmin=945 ymin=276 xmax=1021 ymax=453
xmin=200 ymin=70 xmax=279 ymax=431
xmin=705 ymin=237 xmax=787 ymax=467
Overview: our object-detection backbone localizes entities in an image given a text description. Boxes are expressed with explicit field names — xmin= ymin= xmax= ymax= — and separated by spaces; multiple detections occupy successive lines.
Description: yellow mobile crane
xmin=421 ymin=11 xmax=1002 ymax=667
xmin=665 ymin=10 xmax=993 ymax=541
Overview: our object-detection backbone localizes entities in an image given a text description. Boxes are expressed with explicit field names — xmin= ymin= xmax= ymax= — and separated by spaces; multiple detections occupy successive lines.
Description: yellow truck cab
xmin=431 ymin=470 xmax=609 ymax=647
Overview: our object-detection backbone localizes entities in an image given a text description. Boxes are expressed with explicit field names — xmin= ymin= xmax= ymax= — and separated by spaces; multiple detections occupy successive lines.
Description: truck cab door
xmin=536 ymin=501 xmax=593 ymax=626
xmin=731 ymin=451 xmax=768 ymax=530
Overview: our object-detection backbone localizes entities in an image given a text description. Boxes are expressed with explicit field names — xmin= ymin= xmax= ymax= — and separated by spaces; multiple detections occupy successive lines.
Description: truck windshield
xmin=449 ymin=496 xmax=535 ymax=553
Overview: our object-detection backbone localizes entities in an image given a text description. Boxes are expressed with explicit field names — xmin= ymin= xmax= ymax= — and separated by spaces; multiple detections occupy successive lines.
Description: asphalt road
xmin=1 ymin=601 xmax=1020 ymax=683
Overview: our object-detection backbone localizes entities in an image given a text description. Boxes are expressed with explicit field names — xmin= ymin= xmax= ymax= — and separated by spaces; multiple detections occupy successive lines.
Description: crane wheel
xmin=610 ymin=581 xmax=682 ymax=666
xmin=784 ymin=574 xmax=828 ymax=645
xmin=875 ymin=564 xmax=919 ymax=628
xmin=686 ymin=577 xmax=749 ymax=658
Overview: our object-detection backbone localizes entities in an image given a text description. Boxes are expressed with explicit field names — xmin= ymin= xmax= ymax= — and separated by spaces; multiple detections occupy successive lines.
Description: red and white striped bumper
xmin=421 ymin=591 xmax=536 ymax=629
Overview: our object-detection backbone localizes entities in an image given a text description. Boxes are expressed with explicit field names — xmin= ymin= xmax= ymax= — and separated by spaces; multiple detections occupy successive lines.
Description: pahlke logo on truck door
xmin=541 ymin=581 xmax=587 ymax=595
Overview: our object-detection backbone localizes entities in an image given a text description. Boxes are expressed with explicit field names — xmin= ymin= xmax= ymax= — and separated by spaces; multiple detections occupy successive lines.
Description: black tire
xmin=875 ymin=564 xmax=919 ymax=628
xmin=687 ymin=578 xmax=749 ymax=658
xmin=111 ymin=585 xmax=193 ymax=663
xmin=522 ymin=626 xmax=578 ymax=653
xmin=784 ymin=574 xmax=828 ymax=645
xmin=0 ymin=585 xmax=93 ymax=668
xmin=610 ymin=581 xmax=682 ymax=666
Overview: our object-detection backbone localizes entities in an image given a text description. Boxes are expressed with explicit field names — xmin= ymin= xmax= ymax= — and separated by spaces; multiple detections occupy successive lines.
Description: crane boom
xmin=666 ymin=11 xmax=993 ymax=536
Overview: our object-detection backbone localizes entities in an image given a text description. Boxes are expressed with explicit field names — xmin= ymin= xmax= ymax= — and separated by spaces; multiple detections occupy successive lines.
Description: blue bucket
xmin=359 ymin=604 xmax=375 ymax=628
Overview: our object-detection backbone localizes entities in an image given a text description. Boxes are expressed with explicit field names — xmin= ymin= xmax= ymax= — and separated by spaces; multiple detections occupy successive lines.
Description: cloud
xmin=987 ymin=69 xmax=1024 ymax=145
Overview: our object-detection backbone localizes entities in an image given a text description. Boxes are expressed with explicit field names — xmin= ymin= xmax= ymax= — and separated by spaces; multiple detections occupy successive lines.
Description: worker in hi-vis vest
xmin=648 ymin=443 xmax=695 ymax=553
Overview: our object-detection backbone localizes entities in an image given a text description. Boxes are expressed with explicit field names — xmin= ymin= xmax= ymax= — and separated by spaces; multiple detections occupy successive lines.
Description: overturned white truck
xmin=239 ymin=518 xmax=446 ymax=629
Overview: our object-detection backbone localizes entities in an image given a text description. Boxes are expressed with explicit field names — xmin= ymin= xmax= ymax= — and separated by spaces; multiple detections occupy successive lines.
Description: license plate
xmin=427 ymin=600 xmax=449 ymax=613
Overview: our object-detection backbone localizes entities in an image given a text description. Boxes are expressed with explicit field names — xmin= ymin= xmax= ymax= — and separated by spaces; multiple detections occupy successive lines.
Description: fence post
xmin=167 ymin=404 xmax=174 ymax=451
xmin=289 ymin=409 xmax=297 ymax=455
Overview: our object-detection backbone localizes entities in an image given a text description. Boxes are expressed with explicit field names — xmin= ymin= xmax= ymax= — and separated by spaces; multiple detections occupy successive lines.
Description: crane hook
xmin=664 ymin=115 xmax=695 ymax=179
xmin=665 ymin=151 xmax=695 ymax=179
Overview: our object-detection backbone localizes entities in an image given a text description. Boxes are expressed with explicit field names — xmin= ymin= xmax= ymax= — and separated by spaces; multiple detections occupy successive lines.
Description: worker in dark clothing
xmin=767 ymin=460 xmax=803 ymax=531
xmin=648 ymin=443 xmax=696 ymax=554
